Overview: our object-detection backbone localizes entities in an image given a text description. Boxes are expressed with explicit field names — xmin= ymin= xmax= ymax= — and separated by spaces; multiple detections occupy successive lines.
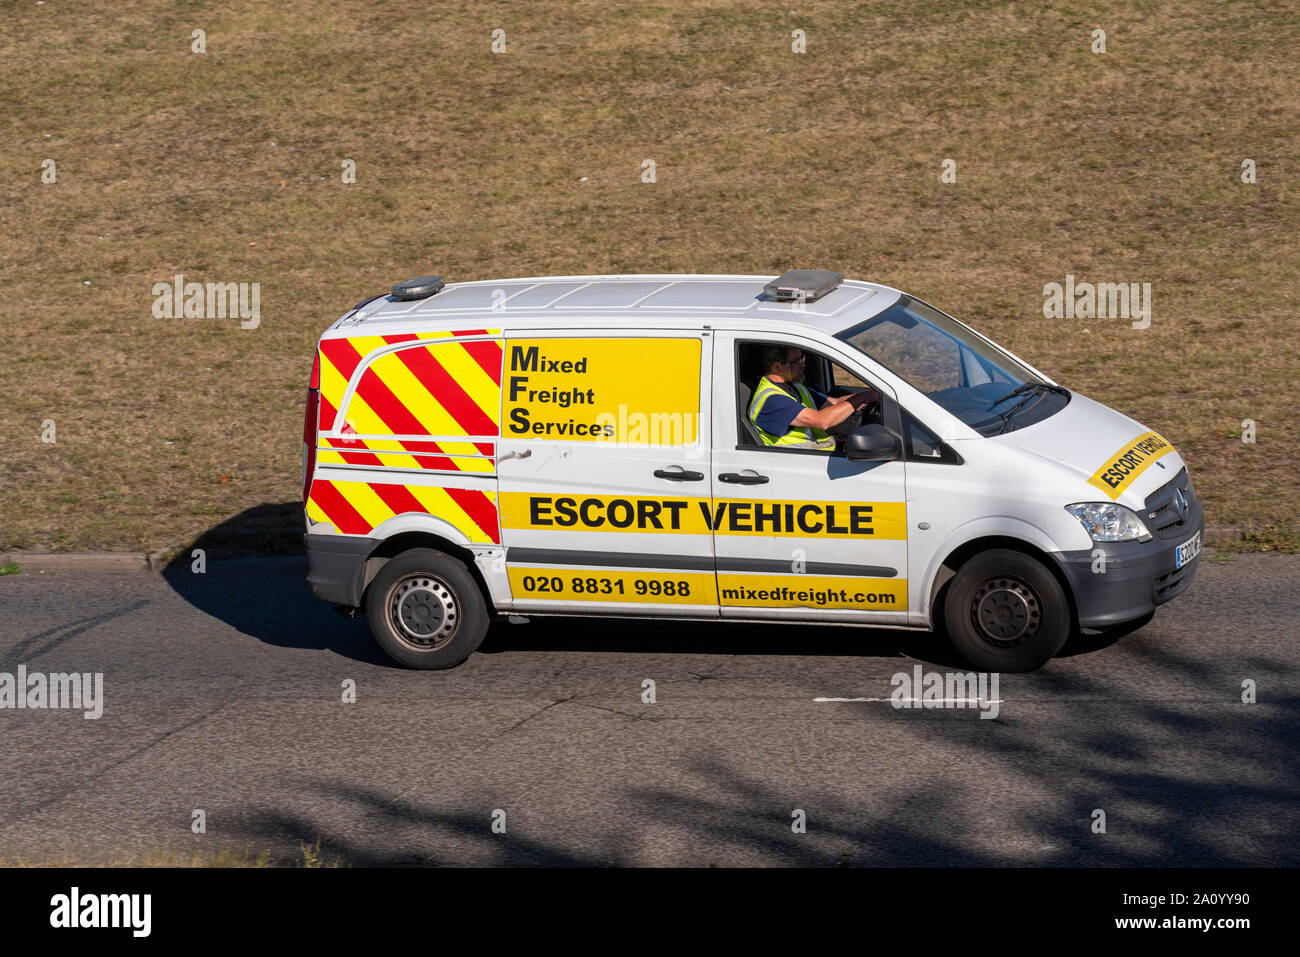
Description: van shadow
xmin=158 ymin=504 xmax=387 ymax=666
xmin=222 ymin=643 xmax=1300 ymax=866
xmin=162 ymin=505 xmax=1121 ymax=670
xmin=479 ymin=612 xmax=959 ymax=666
xmin=1057 ymin=612 xmax=1152 ymax=659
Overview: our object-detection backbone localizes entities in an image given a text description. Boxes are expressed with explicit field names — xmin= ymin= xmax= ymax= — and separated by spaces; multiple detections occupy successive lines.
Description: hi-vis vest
xmin=748 ymin=376 xmax=836 ymax=449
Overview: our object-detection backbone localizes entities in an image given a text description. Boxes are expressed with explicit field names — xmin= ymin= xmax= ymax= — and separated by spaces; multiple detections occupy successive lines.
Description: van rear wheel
xmin=942 ymin=549 xmax=1070 ymax=672
xmin=365 ymin=548 xmax=488 ymax=669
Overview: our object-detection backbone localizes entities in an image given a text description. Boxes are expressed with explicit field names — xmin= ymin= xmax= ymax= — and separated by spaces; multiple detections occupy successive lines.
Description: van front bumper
xmin=1053 ymin=498 xmax=1204 ymax=630
xmin=305 ymin=533 xmax=377 ymax=607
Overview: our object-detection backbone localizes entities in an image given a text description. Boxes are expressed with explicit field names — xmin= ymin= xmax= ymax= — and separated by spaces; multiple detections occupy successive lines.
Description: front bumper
xmin=305 ymin=533 xmax=378 ymax=607
xmin=1052 ymin=495 xmax=1204 ymax=630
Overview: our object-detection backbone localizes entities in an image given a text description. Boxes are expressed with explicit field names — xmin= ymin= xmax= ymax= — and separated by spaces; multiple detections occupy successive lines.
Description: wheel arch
xmin=360 ymin=532 xmax=493 ymax=611
xmin=926 ymin=535 xmax=1079 ymax=631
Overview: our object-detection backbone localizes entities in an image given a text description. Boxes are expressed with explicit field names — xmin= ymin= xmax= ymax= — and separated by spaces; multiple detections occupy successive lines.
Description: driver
xmin=748 ymin=345 xmax=879 ymax=450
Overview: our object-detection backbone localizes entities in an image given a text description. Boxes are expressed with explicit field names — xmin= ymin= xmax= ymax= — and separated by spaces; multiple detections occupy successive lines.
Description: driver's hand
xmin=847 ymin=388 xmax=879 ymax=410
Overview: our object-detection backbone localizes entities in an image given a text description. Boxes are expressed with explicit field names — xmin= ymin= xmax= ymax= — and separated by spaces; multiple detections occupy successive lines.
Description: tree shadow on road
xmin=217 ymin=634 xmax=1300 ymax=867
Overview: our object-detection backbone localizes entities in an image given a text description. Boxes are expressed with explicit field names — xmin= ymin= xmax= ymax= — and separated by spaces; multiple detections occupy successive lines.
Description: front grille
xmin=1143 ymin=466 xmax=1195 ymax=540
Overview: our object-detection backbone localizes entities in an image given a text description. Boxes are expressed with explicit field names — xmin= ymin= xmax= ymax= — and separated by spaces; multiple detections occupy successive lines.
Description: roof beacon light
xmin=763 ymin=269 xmax=844 ymax=303
xmin=391 ymin=275 xmax=446 ymax=301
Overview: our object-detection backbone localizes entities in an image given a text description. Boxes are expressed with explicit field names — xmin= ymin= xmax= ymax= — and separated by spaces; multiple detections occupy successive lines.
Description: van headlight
xmin=1065 ymin=503 xmax=1152 ymax=542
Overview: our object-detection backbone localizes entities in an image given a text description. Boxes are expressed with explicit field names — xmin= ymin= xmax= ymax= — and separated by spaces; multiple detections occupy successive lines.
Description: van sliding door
xmin=496 ymin=331 xmax=719 ymax=618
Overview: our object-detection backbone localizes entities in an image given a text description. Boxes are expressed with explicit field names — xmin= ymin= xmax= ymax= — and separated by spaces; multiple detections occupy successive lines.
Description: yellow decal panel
xmin=503 ymin=338 xmax=701 ymax=444
xmin=1087 ymin=430 xmax=1177 ymax=499
xmin=501 ymin=493 xmax=710 ymax=534
xmin=718 ymin=574 xmax=908 ymax=611
xmin=508 ymin=567 xmax=717 ymax=604
xmin=711 ymin=500 xmax=906 ymax=539
xmin=500 ymin=493 xmax=906 ymax=539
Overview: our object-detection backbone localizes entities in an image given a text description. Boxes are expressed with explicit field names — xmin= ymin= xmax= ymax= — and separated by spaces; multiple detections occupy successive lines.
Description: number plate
xmin=1175 ymin=530 xmax=1202 ymax=569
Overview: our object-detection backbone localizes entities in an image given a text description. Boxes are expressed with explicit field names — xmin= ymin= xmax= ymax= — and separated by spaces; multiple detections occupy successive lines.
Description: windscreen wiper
xmin=994 ymin=382 xmax=1067 ymax=433
xmin=992 ymin=381 xmax=1068 ymax=408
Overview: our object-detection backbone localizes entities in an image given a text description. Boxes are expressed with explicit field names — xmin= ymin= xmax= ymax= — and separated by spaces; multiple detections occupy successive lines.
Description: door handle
xmin=654 ymin=467 xmax=705 ymax=482
xmin=718 ymin=471 xmax=769 ymax=485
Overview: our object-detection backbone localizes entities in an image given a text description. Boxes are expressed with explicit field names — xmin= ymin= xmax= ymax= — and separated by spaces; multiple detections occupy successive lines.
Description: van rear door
xmin=306 ymin=331 xmax=503 ymax=545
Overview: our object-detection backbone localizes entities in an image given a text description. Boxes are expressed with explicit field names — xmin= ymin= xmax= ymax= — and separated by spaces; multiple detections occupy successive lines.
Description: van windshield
xmin=836 ymin=296 xmax=1068 ymax=436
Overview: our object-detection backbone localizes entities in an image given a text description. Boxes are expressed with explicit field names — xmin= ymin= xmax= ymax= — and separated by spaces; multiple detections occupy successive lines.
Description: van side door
xmin=710 ymin=332 xmax=909 ymax=624
xmin=496 ymin=330 xmax=718 ymax=617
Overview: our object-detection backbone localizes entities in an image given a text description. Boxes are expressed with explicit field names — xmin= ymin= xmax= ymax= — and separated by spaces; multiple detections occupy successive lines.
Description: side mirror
xmin=845 ymin=423 xmax=901 ymax=462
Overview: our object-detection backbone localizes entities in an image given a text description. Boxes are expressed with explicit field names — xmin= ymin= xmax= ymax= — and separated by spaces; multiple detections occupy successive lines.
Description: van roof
xmin=330 ymin=274 xmax=904 ymax=338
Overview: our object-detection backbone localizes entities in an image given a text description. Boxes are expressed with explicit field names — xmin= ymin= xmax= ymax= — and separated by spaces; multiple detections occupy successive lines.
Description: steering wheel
xmin=829 ymin=400 xmax=880 ymax=445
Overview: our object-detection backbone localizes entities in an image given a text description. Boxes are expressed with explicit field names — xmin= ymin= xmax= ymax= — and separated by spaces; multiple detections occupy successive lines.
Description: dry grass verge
xmin=2 ymin=1 xmax=1296 ymax=551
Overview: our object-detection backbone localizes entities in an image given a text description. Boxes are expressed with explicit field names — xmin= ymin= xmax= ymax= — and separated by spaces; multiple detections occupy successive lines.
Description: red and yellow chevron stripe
xmin=306 ymin=479 xmax=500 ymax=543
xmin=317 ymin=331 xmax=503 ymax=448
xmin=316 ymin=436 xmax=495 ymax=473
xmin=307 ymin=330 xmax=504 ymax=540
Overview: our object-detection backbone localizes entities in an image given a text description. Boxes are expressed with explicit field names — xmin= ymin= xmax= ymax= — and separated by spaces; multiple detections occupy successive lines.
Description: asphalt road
xmin=1 ymin=552 xmax=1296 ymax=866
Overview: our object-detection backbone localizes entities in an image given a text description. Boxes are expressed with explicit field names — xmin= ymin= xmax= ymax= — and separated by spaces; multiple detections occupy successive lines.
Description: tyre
xmin=942 ymin=549 xmax=1071 ymax=672
xmin=365 ymin=548 xmax=489 ymax=669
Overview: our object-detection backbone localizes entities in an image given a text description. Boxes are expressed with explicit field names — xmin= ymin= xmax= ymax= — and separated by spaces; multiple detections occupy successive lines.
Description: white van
xmin=302 ymin=271 xmax=1203 ymax=672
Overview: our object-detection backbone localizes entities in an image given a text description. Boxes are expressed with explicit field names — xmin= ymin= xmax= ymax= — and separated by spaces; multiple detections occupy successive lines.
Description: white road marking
xmin=814 ymin=697 xmax=1004 ymax=704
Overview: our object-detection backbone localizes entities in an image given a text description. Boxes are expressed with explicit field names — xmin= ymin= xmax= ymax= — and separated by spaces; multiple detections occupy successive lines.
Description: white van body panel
xmin=905 ymin=444 xmax=1096 ymax=622
xmin=988 ymin=391 xmax=1188 ymax=511
xmin=305 ymin=273 xmax=1204 ymax=658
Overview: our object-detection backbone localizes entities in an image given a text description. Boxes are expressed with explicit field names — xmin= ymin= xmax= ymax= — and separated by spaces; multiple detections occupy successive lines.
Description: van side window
xmin=830 ymin=364 xmax=873 ymax=392
xmin=735 ymin=341 xmax=883 ymax=452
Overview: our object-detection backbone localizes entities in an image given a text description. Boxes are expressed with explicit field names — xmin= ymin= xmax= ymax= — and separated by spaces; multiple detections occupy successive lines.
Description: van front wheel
xmin=365 ymin=549 xmax=488 ymax=669
xmin=942 ymin=549 xmax=1070 ymax=672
